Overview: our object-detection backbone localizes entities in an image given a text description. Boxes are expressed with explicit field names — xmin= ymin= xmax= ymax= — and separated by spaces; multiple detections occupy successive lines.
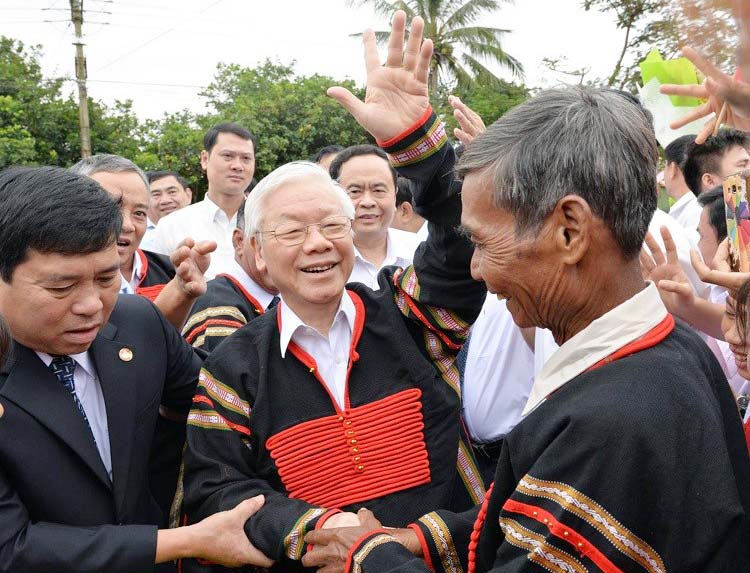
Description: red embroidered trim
xmin=377 ymin=106 xmax=434 ymax=148
xmin=344 ymin=529 xmax=392 ymax=573
xmin=502 ymin=499 xmax=623 ymax=573
xmin=401 ymin=289 xmax=461 ymax=350
xmin=276 ymin=290 xmax=364 ymax=412
xmin=305 ymin=508 xmax=342 ymax=555
xmin=467 ymin=482 xmax=494 ymax=573
xmin=191 ymin=395 xmax=251 ymax=436
xmin=136 ymin=249 xmax=149 ymax=287
xmin=265 ymin=388 xmax=431 ymax=509
xmin=135 ymin=283 xmax=166 ymax=301
xmin=408 ymin=523 xmax=435 ymax=571
xmin=744 ymin=418 xmax=750 ymax=455
xmin=216 ymin=272 xmax=266 ymax=314
xmin=587 ymin=314 xmax=675 ymax=372
xmin=184 ymin=318 xmax=245 ymax=343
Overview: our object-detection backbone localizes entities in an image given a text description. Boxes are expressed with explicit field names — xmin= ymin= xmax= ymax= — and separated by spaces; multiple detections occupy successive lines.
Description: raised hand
xmin=660 ymin=47 xmax=750 ymax=144
xmin=448 ymin=95 xmax=486 ymax=146
xmin=327 ymin=10 xmax=433 ymax=142
xmin=171 ymin=237 xmax=216 ymax=298
xmin=640 ymin=227 xmax=695 ymax=316
xmin=691 ymin=237 xmax=750 ymax=291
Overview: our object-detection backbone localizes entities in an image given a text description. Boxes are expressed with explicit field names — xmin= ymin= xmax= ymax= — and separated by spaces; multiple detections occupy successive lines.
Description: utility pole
xmin=70 ymin=0 xmax=91 ymax=158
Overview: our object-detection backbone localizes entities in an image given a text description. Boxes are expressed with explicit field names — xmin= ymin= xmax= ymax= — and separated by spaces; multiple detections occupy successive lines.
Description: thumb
xmin=658 ymin=279 xmax=693 ymax=298
xmin=235 ymin=495 xmax=265 ymax=520
xmin=327 ymin=86 xmax=366 ymax=120
xmin=195 ymin=240 xmax=218 ymax=255
xmin=357 ymin=507 xmax=380 ymax=529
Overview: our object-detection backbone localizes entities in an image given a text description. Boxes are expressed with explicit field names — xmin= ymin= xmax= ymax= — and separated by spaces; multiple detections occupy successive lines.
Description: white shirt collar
xmin=36 ymin=350 xmax=97 ymax=378
xmin=120 ymin=251 xmax=145 ymax=294
xmin=225 ymin=259 xmax=276 ymax=310
xmin=669 ymin=191 xmax=697 ymax=215
xmin=353 ymin=228 xmax=411 ymax=268
xmin=522 ymin=282 xmax=668 ymax=417
xmin=278 ymin=292 xmax=357 ymax=358
xmin=202 ymin=194 xmax=237 ymax=225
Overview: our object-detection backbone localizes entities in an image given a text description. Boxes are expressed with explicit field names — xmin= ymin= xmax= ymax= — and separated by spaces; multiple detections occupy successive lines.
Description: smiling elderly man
xmin=181 ymin=17 xmax=488 ymax=573
xmin=297 ymin=11 xmax=750 ymax=573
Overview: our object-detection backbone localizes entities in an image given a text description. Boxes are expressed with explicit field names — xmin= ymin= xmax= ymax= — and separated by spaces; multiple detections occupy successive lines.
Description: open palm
xmin=328 ymin=11 xmax=433 ymax=142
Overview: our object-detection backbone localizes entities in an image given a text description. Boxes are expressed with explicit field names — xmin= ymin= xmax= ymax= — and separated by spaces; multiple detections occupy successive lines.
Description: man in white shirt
xmin=149 ymin=123 xmax=257 ymax=279
xmin=330 ymin=145 xmax=420 ymax=289
xmin=665 ymin=134 xmax=702 ymax=239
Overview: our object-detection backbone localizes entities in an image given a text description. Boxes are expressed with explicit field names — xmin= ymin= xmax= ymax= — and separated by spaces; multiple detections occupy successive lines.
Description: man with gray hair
xmin=302 ymin=11 xmax=750 ymax=572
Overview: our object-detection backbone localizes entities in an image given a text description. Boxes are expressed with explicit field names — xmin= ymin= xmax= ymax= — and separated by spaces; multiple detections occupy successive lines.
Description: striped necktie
xmin=49 ymin=355 xmax=96 ymax=442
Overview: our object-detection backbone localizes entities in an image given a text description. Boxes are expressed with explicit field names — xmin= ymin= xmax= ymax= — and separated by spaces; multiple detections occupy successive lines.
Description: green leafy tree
xmin=347 ymin=0 xmax=523 ymax=96
xmin=201 ymin=60 xmax=371 ymax=180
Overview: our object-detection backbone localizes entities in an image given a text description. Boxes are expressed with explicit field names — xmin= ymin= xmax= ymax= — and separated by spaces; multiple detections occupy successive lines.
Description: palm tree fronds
xmin=460 ymin=40 xmax=524 ymax=77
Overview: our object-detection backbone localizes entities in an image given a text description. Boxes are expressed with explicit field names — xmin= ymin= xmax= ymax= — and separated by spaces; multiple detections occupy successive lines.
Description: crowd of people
xmin=1 ymin=8 xmax=750 ymax=573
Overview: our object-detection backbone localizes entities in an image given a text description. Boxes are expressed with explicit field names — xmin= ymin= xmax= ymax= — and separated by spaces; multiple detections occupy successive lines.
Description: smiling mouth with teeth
xmin=302 ymin=264 xmax=336 ymax=273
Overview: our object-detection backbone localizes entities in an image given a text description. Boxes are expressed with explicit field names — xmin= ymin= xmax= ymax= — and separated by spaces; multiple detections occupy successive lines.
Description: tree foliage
xmin=584 ymin=0 xmax=735 ymax=90
xmin=348 ymin=0 xmax=522 ymax=96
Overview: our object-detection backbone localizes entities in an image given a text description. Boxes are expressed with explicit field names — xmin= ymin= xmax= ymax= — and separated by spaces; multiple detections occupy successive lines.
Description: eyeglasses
xmin=258 ymin=216 xmax=352 ymax=246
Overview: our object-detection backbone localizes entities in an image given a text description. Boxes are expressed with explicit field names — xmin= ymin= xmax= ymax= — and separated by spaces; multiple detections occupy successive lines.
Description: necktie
xmin=267 ymin=295 xmax=281 ymax=310
xmin=49 ymin=355 xmax=96 ymax=441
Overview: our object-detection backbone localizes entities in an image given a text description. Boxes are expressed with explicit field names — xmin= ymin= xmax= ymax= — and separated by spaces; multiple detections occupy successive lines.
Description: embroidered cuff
xmin=378 ymin=107 xmax=448 ymax=168
xmin=344 ymin=529 xmax=398 ymax=573
xmin=414 ymin=512 xmax=464 ymax=573
xmin=283 ymin=507 xmax=328 ymax=561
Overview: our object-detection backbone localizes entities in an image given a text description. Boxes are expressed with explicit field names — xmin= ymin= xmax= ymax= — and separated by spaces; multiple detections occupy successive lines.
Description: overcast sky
xmin=1 ymin=0 xmax=626 ymax=119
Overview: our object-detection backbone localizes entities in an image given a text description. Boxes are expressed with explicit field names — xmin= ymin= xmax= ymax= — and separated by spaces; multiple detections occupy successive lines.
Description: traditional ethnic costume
xmin=182 ymin=109 xmax=487 ymax=572
xmin=182 ymin=265 xmax=276 ymax=353
xmin=338 ymin=113 xmax=750 ymax=573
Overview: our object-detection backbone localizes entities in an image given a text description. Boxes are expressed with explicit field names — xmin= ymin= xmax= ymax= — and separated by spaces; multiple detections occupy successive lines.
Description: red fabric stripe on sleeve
xmin=377 ymin=107 xmax=434 ymax=148
xmin=502 ymin=498 xmax=623 ymax=573
xmin=408 ymin=523 xmax=435 ymax=571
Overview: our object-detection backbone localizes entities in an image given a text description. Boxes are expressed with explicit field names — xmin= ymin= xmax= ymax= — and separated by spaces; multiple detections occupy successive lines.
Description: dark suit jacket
xmin=0 ymin=294 xmax=202 ymax=573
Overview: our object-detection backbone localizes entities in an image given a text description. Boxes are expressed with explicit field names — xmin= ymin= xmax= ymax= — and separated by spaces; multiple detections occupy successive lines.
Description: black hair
xmin=0 ymin=314 xmax=10 ymax=369
xmin=203 ymin=122 xmax=257 ymax=154
xmin=664 ymin=134 xmax=696 ymax=169
xmin=683 ymin=129 xmax=750 ymax=195
xmin=328 ymin=144 xmax=397 ymax=188
xmin=697 ymin=185 xmax=727 ymax=242
xmin=0 ymin=166 xmax=122 ymax=282
xmin=147 ymin=170 xmax=190 ymax=189
xmin=736 ymin=278 xmax=750 ymax=346
xmin=396 ymin=176 xmax=415 ymax=207
xmin=311 ymin=145 xmax=344 ymax=163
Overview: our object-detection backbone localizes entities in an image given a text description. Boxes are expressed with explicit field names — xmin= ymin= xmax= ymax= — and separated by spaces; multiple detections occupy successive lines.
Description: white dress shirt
xmin=119 ymin=250 xmax=144 ymax=294
xmin=148 ymin=196 xmax=237 ymax=279
xmin=35 ymin=351 xmax=112 ymax=479
xmin=139 ymin=218 xmax=158 ymax=251
xmin=349 ymin=228 xmax=421 ymax=290
xmin=525 ymin=282 xmax=668 ymax=417
xmin=462 ymin=295 xmax=535 ymax=442
xmin=669 ymin=192 xmax=702 ymax=242
xmin=278 ymin=293 xmax=356 ymax=410
xmin=415 ymin=221 xmax=429 ymax=242
xmin=225 ymin=259 xmax=276 ymax=310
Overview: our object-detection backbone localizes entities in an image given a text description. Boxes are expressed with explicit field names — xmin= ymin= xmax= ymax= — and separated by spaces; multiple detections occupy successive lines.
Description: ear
xmin=400 ymin=201 xmax=414 ymax=222
xmin=251 ymin=234 xmax=268 ymax=274
xmin=703 ymin=172 xmax=720 ymax=190
xmin=550 ymin=195 xmax=592 ymax=266
xmin=185 ymin=187 xmax=193 ymax=202
xmin=232 ymin=228 xmax=244 ymax=259
xmin=200 ymin=151 xmax=209 ymax=171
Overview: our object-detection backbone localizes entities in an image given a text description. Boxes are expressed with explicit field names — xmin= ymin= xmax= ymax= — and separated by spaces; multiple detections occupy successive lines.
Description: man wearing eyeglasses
xmin=149 ymin=123 xmax=257 ymax=279
xmin=181 ymin=32 xmax=488 ymax=568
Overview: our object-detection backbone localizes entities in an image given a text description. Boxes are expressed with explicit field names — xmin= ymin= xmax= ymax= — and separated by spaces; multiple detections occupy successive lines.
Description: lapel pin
xmin=119 ymin=348 xmax=134 ymax=362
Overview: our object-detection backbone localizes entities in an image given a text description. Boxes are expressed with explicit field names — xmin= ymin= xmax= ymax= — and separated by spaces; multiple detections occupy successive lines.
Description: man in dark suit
xmin=0 ymin=166 xmax=272 ymax=573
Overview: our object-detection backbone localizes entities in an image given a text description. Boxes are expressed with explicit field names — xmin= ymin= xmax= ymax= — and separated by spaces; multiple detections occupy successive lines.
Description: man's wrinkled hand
xmin=449 ymin=95 xmax=486 ymax=146
xmin=327 ymin=10 xmax=433 ymax=142
xmin=192 ymin=495 xmax=274 ymax=568
xmin=302 ymin=508 xmax=383 ymax=573
xmin=170 ymin=238 xmax=216 ymax=298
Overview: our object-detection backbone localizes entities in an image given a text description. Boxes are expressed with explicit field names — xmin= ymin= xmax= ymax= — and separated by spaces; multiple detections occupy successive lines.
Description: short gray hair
xmin=244 ymin=161 xmax=355 ymax=238
xmin=70 ymin=153 xmax=149 ymax=191
xmin=458 ymin=86 xmax=658 ymax=259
